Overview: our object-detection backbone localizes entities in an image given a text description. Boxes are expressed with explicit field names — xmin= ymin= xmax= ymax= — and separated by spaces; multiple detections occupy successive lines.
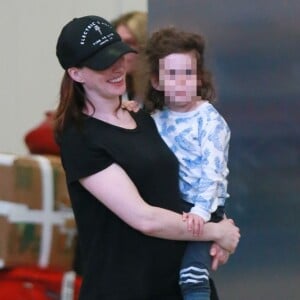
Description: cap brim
xmin=82 ymin=41 xmax=137 ymax=70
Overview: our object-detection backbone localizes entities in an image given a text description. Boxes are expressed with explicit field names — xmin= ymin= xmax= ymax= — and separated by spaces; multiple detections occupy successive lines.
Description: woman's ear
xmin=151 ymin=75 xmax=163 ymax=91
xmin=67 ymin=67 xmax=85 ymax=83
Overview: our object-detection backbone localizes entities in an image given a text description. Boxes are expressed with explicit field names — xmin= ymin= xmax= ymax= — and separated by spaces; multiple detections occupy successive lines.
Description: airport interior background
xmin=148 ymin=0 xmax=299 ymax=299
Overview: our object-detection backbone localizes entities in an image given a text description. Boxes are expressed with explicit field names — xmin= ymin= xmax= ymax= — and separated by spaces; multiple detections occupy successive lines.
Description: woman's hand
xmin=210 ymin=243 xmax=230 ymax=271
xmin=214 ymin=219 xmax=240 ymax=253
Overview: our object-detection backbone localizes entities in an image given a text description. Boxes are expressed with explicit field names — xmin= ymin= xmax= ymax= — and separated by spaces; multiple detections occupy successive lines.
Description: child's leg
xmin=209 ymin=278 xmax=220 ymax=300
xmin=179 ymin=241 xmax=212 ymax=300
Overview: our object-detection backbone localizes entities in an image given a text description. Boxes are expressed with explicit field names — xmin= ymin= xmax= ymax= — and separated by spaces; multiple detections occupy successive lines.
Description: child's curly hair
xmin=143 ymin=27 xmax=216 ymax=112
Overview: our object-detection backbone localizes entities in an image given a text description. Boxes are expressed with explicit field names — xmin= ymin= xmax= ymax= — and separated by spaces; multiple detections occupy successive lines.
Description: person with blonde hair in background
xmin=111 ymin=11 xmax=148 ymax=102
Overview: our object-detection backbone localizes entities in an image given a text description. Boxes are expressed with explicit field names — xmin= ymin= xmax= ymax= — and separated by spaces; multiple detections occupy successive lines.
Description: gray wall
xmin=148 ymin=1 xmax=300 ymax=299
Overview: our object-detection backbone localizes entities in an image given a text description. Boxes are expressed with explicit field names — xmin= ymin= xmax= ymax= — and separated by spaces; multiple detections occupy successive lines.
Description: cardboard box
xmin=0 ymin=153 xmax=16 ymax=202
xmin=0 ymin=201 xmax=76 ymax=270
xmin=13 ymin=155 xmax=71 ymax=210
xmin=0 ymin=154 xmax=77 ymax=270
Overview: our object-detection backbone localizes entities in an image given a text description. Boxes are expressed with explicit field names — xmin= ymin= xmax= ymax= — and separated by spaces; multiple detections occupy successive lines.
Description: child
xmin=144 ymin=27 xmax=231 ymax=300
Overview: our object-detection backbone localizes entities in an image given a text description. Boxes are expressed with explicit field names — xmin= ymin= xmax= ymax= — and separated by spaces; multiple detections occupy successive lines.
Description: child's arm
xmin=191 ymin=115 xmax=231 ymax=221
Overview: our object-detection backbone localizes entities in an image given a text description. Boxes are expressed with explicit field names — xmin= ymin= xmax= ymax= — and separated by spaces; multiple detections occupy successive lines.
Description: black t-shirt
xmin=59 ymin=109 xmax=185 ymax=300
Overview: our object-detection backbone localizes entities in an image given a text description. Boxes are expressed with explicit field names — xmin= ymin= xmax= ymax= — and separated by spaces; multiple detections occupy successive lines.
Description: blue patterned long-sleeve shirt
xmin=152 ymin=102 xmax=230 ymax=221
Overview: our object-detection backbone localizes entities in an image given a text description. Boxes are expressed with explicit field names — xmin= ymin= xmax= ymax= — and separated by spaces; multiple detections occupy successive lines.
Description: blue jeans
xmin=180 ymin=241 xmax=212 ymax=300
xmin=183 ymin=290 xmax=210 ymax=300
xmin=182 ymin=279 xmax=219 ymax=300
xmin=180 ymin=205 xmax=224 ymax=300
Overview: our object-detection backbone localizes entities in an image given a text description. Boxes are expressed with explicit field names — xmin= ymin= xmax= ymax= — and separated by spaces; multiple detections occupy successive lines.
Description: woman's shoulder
xmin=58 ymin=119 xmax=89 ymax=149
xmin=131 ymin=107 xmax=152 ymax=121
xmin=129 ymin=108 xmax=160 ymax=134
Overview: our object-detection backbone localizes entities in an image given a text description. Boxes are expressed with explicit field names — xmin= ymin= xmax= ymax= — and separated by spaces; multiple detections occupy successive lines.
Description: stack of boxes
xmin=0 ymin=153 xmax=77 ymax=271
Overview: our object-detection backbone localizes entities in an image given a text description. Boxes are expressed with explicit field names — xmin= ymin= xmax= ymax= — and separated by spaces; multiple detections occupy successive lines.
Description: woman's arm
xmin=80 ymin=163 xmax=240 ymax=252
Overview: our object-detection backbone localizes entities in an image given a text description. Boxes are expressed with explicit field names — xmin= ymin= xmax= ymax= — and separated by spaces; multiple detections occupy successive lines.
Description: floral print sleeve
xmin=188 ymin=109 xmax=230 ymax=221
xmin=152 ymin=102 xmax=230 ymax=222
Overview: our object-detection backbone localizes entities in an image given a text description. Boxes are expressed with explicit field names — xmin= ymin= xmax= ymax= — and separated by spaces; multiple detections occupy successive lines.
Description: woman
xmin=55 ymin=15 xmax=240 ymax=300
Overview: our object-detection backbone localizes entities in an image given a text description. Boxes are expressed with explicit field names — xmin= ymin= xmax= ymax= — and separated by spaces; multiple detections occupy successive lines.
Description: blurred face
xmin=116 ymin=24 xmax=138 ymax=74
xmin=159 ymin=52 xmax=199 ymax=107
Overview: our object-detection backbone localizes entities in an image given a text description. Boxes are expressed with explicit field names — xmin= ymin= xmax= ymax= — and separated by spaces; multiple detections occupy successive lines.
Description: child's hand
xmin=182 ymin=212 xmax=205 ymax=236
xmin=121 ymin=100 xmax=140 ymax=112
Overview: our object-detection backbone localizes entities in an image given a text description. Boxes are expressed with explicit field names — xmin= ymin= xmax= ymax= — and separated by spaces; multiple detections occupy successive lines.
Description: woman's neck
xmin=83 ymin=92 xmax=120 ymax=116
xmin=83 ymin=95 xmax=136 ymax=129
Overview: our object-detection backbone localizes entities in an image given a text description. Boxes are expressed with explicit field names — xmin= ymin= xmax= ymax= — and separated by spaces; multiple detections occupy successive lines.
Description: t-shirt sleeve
xmin=60 ymin=127 xmax=113 ymax=183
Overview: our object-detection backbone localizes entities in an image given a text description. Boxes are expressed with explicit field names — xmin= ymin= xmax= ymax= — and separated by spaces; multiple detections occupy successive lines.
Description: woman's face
xmin=159 ymin=52 xmax=198 ymax=105
xmin=71 ymin=56 xmax=127 ymax=100
xmin=116 ymin=24 xmax=138 ymax=74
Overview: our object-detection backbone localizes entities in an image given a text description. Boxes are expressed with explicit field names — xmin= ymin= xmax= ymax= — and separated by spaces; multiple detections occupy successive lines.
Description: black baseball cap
xmin=56 ymin=15 xmax=137 ymax=70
